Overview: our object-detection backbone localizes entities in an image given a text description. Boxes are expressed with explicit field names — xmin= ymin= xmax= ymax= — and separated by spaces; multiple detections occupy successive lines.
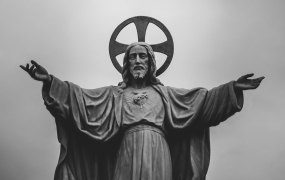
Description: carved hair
xmin=118 ymin=42 xmax=163 ymax=89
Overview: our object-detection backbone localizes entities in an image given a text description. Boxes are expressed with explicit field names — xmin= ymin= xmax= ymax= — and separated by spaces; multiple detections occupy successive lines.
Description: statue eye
xmin=129 ymin=55 xmax=136 ymax=60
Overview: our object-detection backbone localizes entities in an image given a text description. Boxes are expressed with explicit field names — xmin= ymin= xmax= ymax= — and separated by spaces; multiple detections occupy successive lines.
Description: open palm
xmin=235 ymin=73 xmax=265 ymax=90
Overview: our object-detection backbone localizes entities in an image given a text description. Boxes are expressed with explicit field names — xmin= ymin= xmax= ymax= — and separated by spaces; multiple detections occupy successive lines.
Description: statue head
xmin=119 ymin=42 xmax=163 ymax=88
xmin=128 ymin=44 xmax=149 ymax=80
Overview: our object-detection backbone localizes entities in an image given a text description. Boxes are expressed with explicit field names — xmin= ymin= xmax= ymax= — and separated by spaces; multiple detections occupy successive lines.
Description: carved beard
xmin=130 ymin=66 xmax=148 ymax=79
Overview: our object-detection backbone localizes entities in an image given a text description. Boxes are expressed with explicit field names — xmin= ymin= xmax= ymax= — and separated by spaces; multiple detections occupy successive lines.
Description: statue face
xmin=129 ymin=45 xmax=149 ymax=79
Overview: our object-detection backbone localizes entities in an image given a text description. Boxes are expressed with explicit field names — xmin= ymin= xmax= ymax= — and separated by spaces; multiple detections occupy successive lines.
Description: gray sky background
xmin=1 ymin=0 xmax=284 ymax=180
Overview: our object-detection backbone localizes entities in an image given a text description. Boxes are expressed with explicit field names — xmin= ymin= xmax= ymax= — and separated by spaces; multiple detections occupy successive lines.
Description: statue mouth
xmin=134 ymin=66 xmax=144 ymax=70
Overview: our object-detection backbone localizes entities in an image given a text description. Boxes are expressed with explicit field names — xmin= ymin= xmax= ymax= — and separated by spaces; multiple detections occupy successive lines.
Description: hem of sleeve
xmin=42 ymin=74 xmax=56 ymax=106
xmin=228 ymin=81 xmax=244 ymax=111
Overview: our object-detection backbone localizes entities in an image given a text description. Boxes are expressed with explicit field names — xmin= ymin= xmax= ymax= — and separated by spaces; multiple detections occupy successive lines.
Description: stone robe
xmin=43 ymin=76 xmax=243 ymax=180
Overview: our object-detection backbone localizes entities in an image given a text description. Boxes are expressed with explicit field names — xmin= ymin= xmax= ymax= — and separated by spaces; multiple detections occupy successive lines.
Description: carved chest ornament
xmin=132 ymin=91 xmax=148 ymax=108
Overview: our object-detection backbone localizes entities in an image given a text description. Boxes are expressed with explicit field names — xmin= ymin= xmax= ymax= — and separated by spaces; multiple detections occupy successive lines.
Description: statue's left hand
xmin=234 ymin=73 xmax=265 ymax=90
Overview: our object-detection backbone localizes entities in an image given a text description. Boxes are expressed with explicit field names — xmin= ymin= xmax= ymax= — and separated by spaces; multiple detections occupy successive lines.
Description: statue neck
xmin=130 ymin=77 xmax=149 ymax=89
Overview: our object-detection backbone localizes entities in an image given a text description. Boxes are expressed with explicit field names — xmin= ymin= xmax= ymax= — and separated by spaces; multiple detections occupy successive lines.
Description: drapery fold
xmin=42 ymin=76 xmax=243 ymax=180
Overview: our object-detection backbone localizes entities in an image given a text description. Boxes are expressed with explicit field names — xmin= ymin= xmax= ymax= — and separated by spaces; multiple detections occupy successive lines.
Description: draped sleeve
xmin=42 ymin=76 xmax=122 ymax=180
xmin=152 ymin=81 xmax=244 ymax=180
xmin=153 ymin=80 xmax=243 ymax=130
xmin=42 ymin=75 xmax=120 ymax=141
xmin=197 ymin=81 xmax=243 ymax=128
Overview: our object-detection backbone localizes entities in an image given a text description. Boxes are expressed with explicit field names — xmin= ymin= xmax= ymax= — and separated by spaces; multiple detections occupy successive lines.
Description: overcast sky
xmin=1 ymin=0 xmax=284 ymax=180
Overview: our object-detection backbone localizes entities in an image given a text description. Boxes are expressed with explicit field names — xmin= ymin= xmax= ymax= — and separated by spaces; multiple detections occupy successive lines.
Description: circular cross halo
xmin=109 ymin=16 xmax=174 ymax=76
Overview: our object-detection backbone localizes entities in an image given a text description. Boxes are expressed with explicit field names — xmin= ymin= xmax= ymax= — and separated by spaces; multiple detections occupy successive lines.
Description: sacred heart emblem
xmin=132 ymin=91 xmax=148 ymax=108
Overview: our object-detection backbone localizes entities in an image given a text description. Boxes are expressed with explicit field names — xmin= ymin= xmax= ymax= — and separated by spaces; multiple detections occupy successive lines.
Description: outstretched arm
xmin=234 ymin=73 xmax=265 ymax=91
xmin=198 ymin=73 xmax=264 ymax=127
xmin=21 ymin=60 xmax=70 ymax=120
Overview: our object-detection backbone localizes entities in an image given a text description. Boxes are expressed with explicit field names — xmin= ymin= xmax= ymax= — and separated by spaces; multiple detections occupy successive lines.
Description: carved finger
xmin=255 ymin=77 xmax=264 ymax=80
xmin=259 ymin=76 xmax=265 ymax=82
xmin=253 ymin=80 xmax=260 ymax=84
xmin=254 ymin=84 xmax=260 ymax=89
xmin=31 ymin=60 xmax=38 ymax=67
xmin=29 ymin=65 xmax=35 ymax=75
xmin=25 ymin=63 xmax=30 ymax=71
xmin=20 ymin=65 xmax=28 ymax=72
xmin=252 ymin=79 xmax=259 ymax=83
xmin=32 ymin=68 xmax=37 ymax=77
xmin=31 ymin=60 xmax=41 ymax=68
xmin=252 ymin=82 xmax=260 ymax=87
xmin=253 ymin=77 xmax=265 ymax=83
xmin=243 ymin=73 xmax=254 ymax=79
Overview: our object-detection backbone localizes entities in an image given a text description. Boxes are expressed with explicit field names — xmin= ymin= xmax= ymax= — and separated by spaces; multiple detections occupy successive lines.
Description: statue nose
xmin=135 ymin=56 xmax=141 ymax=63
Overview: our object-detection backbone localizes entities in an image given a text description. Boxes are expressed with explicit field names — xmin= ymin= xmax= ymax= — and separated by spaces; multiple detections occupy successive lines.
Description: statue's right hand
xmin=20 ymin=60 xmax=51 ymax=83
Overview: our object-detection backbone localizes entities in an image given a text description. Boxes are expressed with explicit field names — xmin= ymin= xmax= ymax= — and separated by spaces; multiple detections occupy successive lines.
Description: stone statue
xmin=20 ymin=17 xmax=264 ymax=180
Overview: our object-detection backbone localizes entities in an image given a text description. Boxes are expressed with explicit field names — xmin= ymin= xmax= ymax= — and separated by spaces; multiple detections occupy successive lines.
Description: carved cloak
xmin=43 ymin=76 xmax=243 ymax=180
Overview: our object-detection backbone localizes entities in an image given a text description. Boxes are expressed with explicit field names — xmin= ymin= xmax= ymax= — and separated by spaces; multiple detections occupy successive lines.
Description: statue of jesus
xmin=20 ymin=42 xmax=264 ymax=180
